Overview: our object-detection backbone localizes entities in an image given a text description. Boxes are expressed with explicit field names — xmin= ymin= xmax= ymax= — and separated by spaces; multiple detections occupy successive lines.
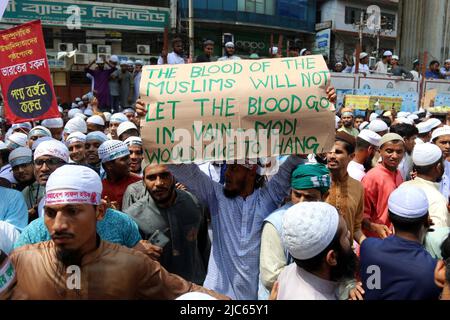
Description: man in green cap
xmin=258 ymin=163 xmax=331 ymax=300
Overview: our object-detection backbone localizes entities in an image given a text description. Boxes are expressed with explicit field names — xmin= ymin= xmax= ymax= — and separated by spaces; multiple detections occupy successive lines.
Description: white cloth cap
xmin=110 ymin=55 xmax=119 ymax=63
xmin=383 ymin=50 xmax=393 ymax=57
xmin=124 ymin=136 xmax=142 ymax=147
xmin=110 ymin=113 xmax=128 ymax=124
xmin=175 ymin=292 xmax=217 ymax=300
xmin=45 ymin=165 xmax=102 ymax=206
xmin=407 ymin=114 xmax=419 ymax=121
xmin=117 ymin=121 xmax=138 ymax=138
xmin=41 ymin=118 xmax=64 ymax=129
xmin=432 ymin=125 xmax=450 ymax=141
xmin=75 ymin=97 xmax=81 ymax=102
xmin=368 ymin=119 xmax=388 ymax=133
xmin=103 ymin=112 xmax=112 ymax=122
xmin=84 ymin=108 xmax=94 ymax=116
xmin=28 ymin=126 xmax=52 ymax=139
xmin=11 ymin=122 xmax=32 ymax=131
xmin=68 ymin=108 xmax=82 ymax=119
xmin=271 ymin=47 xmax=278 ymax=55
xmin=417 ymin=121 xmax=432 ymax=134
xmin=225 ymin=42 xmax=234 ymax=48
xmin=98 ymin=140 xmax=130 ymax=163
xmin=122 ymin=108 xmax=135 ymax=115
xmin=359 ymin=121 xmax=369 ymax=131
xmin=66 ymin=132 xmax=87 ymax=146
xmin=34 ymin=139 xmax=69 ymax=163
xmin=335 ymin=115 xmax=340 ymax=129
xmin=86 ymin=131 xmax=108 ymax=144
xmin=64 ymin=117 xmax=87 ymax=134
xmin=77 ymin=101 xmax=84 ymax=107
xmin=9 ymin=147 xmax=32 ymax=167
xmin=126 ymin=60 xmax=134 ymax=66
xmin=134 ymin=60 xmax=144 ymax=66
xmin=369 ymin=113 xmax=379 ymax=122
xmin=388 ymin=185 xmax=429 ymax=218
xmin=392 ymin=55 xmax=399 ymax=61
xmin=397 ymin=112 xmax=410 ymax=118
xmin=360 ymin=52 xmax=368 ymax=59
xmin=396 ymin=117 xmax=414 ymax=125
xmin=87 ymin=115 xmax=105 ymax=126
xmin=358 ymin=129 xmax=382 ymax=147
xmin=31 ymin=136 xmax=53 ymax=151
xmin=426 ymin=118 xmax=442 ymax=130
xmin=74 ymin=113 xmax=87 ymax=121
xmin=300 ymin=48 xmax=308 ymax=56
xmin=281 ymin=202 xmax=339 ymax=260
xmin=412 ymin=143 xmax=442 ymax=166
xmin=7 ymin=132 xmax=28 ymax=149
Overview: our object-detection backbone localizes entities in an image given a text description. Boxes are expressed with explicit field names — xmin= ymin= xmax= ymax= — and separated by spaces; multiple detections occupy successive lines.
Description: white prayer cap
xmin=34 ymin=139 xmax=69 ymax=163
xmin=98 ymin=140 xmax=130 ymax=163
xmin=103 ymin=112 xmax=112 ymax=122
xmin=271 ymin=47 xmax=278 ymax=55
xmin=432 ymin=125 xmax=450 ymax=141
xmin=388 ymin=185 xmax=429 ymax=219
xmin=75 ymin=97 xmax=81 ymax=102
xmin=82 ymin=94 xmax=89 ymax=100
xmin=446 ymin=59 xmax=450 ymax=64
xmin=407 ymin=114 xmax=419 ymax=121
xmin=380 ymin=133 xmax=404 ymax=147
xmin=383 ymin=50 xmax=393 ymax=57
xmin=175 ymin=292 xmax=217 ymax=300
xmin=358 ymin=129 xmax=382 ymax=147
xmin=225 ymin=42 xmax=234 ymax=48
xmin=68 ymin=108 xmax=82 ymax=119
xmin=281 ymin=202 xmax=339 ymax=260
xmin=369 ymin=113 xmax=379 ymax=122
xmin=392 ymin=55 xmax=399 ymax=61
xmin=86 ymin=131 xmax=108 ymax=144
xmin=417 ymin=121 xmax=432 ymax=134
xmin=9 ymin=147 xmax=32 ymax=168
xmin=74 ymin=113 xmax=87 ymax=121
xmin=122 ymin=108 xmax=135 ymax=115
xmin=126 ymin=60 xmax=134 ymax=66
xmin=368 ymin=119 xmax=388 ymax=133
xmin=412 ymin=143 xmax=442 ymax=166
xmin=31 ymin=136 xmax=53 ymax=151
xmin=7 ymin=132 xmax=28 ymax=149
xmin=119 ymin=59 xmax=128 ymax=66
xmin=335 ymin=115 xmax=340 ymax=129
xmin=45 ymin=165 xmax=102 ymax=206
xmin=117 ymin=121 xmax=138 ymax=138
xmin=396 ymin=117 xmax=414 ymax=125
xmin=42 ymin=118 xmax=64 ymax=129
xmin=335 ymin=62 xmax=343 ymax=66
xmin=359 ymin=52 xmax=368 ymax=59
xmin=397 ymin=111 xmax=410 ymax=118
xmin=134 ymin=60 xmax=144 ymax=66
xmin=77 ymin=101 xmax=84 ymax=108
xmin=359 ymin=121 xmax=369 ymax=131
xmin=109 ymin=55 xmax=119 ymax=63
xmin=28 ymin=126 xmax=52 ymax=139
xmin=84 ymin=108 xmax=94 ymax=116
xmin=300 ymin=48 xmax=308 ymax=56
xmin=110 ymin=113 xmax=128 ymax=124
xmin=124 ymin=136 xmax=142 ymax=147
xmin=66 ymin=132 xmax=86 ymax=146
xmin=87 ymin=115 xmax=105 ymax=126
xmin=426 ymin=118 xmax=442 ymax=131
xmin=64 ymin=117 xmax=87 ymax=135
xmin=11 ymin=122 xmax=32 ymax=131
xmin=71 ymin=103 xmax=78 ymax=109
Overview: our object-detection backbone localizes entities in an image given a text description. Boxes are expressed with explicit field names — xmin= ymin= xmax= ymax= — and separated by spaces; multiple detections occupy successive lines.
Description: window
xmin=237 ymin=0 xmax=275 ymax=15
xmin=345 ymin=6 xmax=396 ymax=30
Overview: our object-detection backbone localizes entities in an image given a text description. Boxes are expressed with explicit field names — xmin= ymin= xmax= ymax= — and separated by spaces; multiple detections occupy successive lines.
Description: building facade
xmin=178 ymin=0 xmax=317 ymax=58
xmin=316 ymin=0 xmax=399 ymax=66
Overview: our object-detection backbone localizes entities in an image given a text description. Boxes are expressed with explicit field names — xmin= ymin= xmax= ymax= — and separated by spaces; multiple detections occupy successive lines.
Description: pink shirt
xmin=362 ymin=164 xmax=403 ymax=237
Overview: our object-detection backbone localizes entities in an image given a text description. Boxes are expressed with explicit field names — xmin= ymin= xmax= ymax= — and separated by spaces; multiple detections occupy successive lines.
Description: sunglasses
xmin=34 ymin=158 xmax=65 ymax=168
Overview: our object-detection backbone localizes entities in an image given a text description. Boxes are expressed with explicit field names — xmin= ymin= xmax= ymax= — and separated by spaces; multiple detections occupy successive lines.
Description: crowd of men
xmin=1 ymin=38 xmax=450 ymax=300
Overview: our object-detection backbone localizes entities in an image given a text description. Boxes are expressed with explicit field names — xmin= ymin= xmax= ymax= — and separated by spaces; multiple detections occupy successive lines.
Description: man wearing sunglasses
xmin=31 ymin=139 xmax=69 ymax=221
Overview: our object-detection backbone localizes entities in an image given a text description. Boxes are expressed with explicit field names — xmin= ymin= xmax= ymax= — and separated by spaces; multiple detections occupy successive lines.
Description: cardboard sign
xmin=140 ymin=55 xmax=335 ymax=164
xmin=0 ymin=20 xmax=59 ymax=124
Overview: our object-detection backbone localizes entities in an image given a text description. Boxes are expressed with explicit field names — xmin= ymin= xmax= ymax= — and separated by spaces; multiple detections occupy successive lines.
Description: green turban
xmin=291 ymin=163 xmax=331 ymax=194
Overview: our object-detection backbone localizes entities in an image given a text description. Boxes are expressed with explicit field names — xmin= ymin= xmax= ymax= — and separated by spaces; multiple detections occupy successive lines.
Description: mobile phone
xmin=148 ymin=230 xmax=170 ymax=248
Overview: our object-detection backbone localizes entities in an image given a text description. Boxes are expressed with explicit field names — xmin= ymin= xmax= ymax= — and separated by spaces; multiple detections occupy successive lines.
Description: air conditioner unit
xmin=97 ymin=53 xmax=111 ymax=62
xmin=78 ymin=43 xmax=93 ymax=54
xmin=58 ymin=43 xmax=73 ymax=52
xmin=137 ymin=44 xmax=150 ymax=55
xmin=74 ymin=53 xmax=90 ymax=65
xmin=97 ymin=45 xmax=111 ymax=54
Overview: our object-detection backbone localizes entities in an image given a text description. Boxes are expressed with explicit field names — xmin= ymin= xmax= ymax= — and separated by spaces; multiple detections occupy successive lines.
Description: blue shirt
xmin=0 ymin=186 xmax=28 ymax=231
xmin=360 ymin=236 xmax=441 ymax=300
xmin=14 ymin=208 xmax=141 ymax=249
xmin=168 ymin=156 xmax=304 ymax=300
xmin=425 ymin=70 xmax=441 ymax=79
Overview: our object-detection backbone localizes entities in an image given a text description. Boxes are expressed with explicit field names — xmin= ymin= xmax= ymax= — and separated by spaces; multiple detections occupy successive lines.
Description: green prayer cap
xmin=291 ymin=163 xmax=331 ymax=194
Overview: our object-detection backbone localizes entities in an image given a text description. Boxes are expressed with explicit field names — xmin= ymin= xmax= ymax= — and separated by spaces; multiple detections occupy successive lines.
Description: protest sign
xmin=0 ymin=20 xmax=59 ymax=124
xmin=140 ymin=55 xmax=335 ymax=164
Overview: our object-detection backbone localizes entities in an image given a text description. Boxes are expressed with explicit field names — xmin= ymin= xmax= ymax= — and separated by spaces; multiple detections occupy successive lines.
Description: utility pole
xmin=188 ymin=0 xmax=194 ymax=61
xmin=359 ymin=12 xmax=364 ymax=49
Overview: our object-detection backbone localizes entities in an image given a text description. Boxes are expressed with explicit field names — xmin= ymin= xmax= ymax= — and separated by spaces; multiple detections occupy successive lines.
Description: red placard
xmin=0 ymin=20 xmax=59 ymax=124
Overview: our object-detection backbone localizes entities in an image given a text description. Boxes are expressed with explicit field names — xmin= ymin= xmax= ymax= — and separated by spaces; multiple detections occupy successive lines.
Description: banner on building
xmin=314 ymin=29 xmax=331 ymax=59
xmin=140 ymin=55 xmax=335 ymax=164
xmin=0 ymin=20 xmax=59 ymax=123
xmin=2 ymin=0 xmax=170 ymax=32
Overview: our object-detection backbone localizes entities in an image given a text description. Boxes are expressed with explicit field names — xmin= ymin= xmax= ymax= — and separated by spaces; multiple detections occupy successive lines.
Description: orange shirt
xmin=102 ymin=174 xmax=142 ymax=211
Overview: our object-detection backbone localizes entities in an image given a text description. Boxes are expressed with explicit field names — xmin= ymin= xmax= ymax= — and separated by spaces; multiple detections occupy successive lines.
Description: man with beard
xmin=218 ymin=42 xmax=241 ymax=61
xmin=326 ymin=132 xmax=366 ymax=245
xmin=41 ymin=118 xmax=64 ymax=141
xmin=347 ymin=130 xmax=382 ymax=181
xmin=338 ymin=108 xmax=359 ymax=137
xmin=362 ymin=134 xmax=405 ymax=238
xmin=403 ymin=143 xmax=449 ymax=227
xmin=259 ymin=163 xmax=331 ymax=300
xmin=98 ymin=140 xmax=141 ymax=211
xmin=85 ymin=131 xmax=108 ymax=178
xmin=124 ymin=136 xmax=143 ymax=175
xmin=390 ymin=123 xmax=419 ymax=181
xmin=360 ymin=185 xmax=441 ymax=300
xmin=276 ymin=202 xmax=358 ymax=300
xmin=158 ymin=38 xmax=185 ymax=65
xmin=124 ymin=164 xmax=210 ymax=284
xmin=66 ymin=132 xmax=86 ymax=164
xmin=432 ymin=126 xmax=450 ymax=199
xmin=5 ymin=165 xmax=228 ymax=300
xmin=9 ymin=147 xmax=35 ymax=191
